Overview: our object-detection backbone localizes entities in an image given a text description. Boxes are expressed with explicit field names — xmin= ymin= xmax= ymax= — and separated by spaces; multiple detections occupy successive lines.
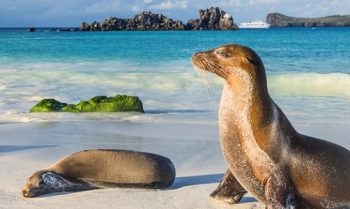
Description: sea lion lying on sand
xmin=22 ymin=149 xmax=175 ymax=198
xmin=192 ymin=44 xmax=350 ymax=209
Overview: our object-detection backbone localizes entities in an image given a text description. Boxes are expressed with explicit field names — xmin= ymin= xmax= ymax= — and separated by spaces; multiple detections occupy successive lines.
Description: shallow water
xmin=0 ymin=28 xmax=349 ymax=128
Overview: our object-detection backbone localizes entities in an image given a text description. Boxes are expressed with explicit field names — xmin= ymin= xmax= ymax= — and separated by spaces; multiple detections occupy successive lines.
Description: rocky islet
xmin=267 ymin=13 xmax=350 ymax=27
xmin=80 ymin=7 xmax=238 ymax=31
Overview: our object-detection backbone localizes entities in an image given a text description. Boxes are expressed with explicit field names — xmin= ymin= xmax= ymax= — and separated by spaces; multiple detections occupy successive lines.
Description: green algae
xmin=30 ymin=95 xmax=144 ymax=113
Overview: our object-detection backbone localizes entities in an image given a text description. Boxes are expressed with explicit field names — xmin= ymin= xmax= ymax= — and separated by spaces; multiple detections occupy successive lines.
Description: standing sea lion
xmin=22 ymin=149 xmax=175 ymax=198
xmin=192 ymin=44 xmax=350 ymax=209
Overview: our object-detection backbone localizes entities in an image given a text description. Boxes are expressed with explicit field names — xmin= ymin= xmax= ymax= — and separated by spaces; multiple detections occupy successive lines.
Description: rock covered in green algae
xmin=30 ymin=95 xmax=144 ymax=113
xmin=29 ymin=99 xmax=68 ymax=112
xmin=74 ymin=95 xmax=144 ymax=112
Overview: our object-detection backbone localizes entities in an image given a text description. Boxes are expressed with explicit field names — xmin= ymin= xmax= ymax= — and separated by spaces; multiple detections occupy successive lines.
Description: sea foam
xmin=0 ymin=60 xmax=349 ymax=125
xmin=268 ymin=73 xmax=350 ymax=98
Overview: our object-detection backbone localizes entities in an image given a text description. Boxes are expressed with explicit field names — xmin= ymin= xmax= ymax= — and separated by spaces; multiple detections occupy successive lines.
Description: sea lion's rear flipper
xmin=210 ymin=169 xmax=247 ymax=204
xmin=263 ymin=174 xmax=310 ymax=209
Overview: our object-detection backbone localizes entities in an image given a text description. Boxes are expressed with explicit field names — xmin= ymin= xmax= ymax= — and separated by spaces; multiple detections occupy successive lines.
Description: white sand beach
xmin=0 ymin=118 xmax=349 ymax=209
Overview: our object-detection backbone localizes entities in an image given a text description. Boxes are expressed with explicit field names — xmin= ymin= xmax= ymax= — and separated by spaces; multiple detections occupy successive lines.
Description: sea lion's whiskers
xmin=198 ymin=60 xmax=215 ymax=92
xmin=207 ymin=62 xmax=225 ymax=75
xmin=202 ymin=56 xmax=225 ymax=75
xmin=191 ymin=58 xmax=217 ymax=93
xmin=205 ymin=59 xmax=221 ymax=69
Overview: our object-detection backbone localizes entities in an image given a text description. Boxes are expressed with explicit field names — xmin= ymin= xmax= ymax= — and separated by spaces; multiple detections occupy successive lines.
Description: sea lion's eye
xmin=215 ymin=50 xmax=230 ymax=58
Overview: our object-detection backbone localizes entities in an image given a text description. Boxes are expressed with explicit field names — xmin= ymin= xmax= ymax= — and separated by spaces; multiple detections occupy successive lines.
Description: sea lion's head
xmin=22 ymin=170 xmax=50 ymax=198
xmin=192 ymin=44 xmax=267 ymax=89
xmin=22 ymin=171 xmax=66 ymax=198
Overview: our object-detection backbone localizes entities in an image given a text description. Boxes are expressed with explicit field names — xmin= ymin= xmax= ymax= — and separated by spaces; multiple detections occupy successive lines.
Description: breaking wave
xmin=267 ymin=73 xmax=350 ymax=98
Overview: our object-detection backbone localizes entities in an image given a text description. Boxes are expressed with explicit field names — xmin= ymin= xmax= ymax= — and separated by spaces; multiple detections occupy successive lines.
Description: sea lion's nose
xmin=22 ymin=189 xmax=31 ymax=198
xmin=192 ymin=52 xmax=202 ymax=59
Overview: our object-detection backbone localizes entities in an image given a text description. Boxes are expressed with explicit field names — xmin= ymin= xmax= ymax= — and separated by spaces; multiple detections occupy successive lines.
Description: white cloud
xmin=219 ymin=0 xmax=242 ymax=7
xmin=248 ymin=0 xmax=280 ymax=5
xmin=83 ymin=0 xmax=122 ymax=13
xmin=219 ymin=0 xmax=279 ymax=7
xmin=131 ymin=4 xmax=141 ymax=12
xmin=149 ymin=0 xmax=188 ymax=10
xmin=329 ymin=0 xmax=350 ymax=4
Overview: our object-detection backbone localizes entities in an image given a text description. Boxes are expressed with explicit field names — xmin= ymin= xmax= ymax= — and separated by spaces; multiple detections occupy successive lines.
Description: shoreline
xmin=0 ymin=120 xmax=262 ymax=209
xmin=1 ymin=120 xmax=349 ymax=209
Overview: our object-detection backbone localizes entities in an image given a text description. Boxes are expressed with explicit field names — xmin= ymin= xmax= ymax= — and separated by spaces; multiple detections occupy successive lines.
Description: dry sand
xmin=0 ymin=120 xmax=348 ymax=209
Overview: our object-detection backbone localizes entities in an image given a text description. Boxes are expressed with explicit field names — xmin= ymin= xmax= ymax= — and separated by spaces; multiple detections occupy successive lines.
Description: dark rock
xmin=30 ymin=95 xmax=144 ymax=113
xmin=220 ymin=14 xmax=236 ymax=30
xmin=186 ymin=7 xmax=238 ymax=30
xmin=79 ymin=7 xmax=237 ymax=31
xmin=80 ymin=22 xmax=91 ymax=31
xmin=90 ymin=21 xmax=101 ymax=31
xmin=267 ymin=13 xmax=350 ymax=27
xmin=27 ymin=27 xmax=36 ymax=32
xmin=96 ymin=12 xmax=185 ymax=31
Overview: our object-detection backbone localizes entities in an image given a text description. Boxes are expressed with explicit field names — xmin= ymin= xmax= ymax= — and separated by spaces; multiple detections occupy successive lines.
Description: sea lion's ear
xmin=242 ymin=57 xmax=257 ymax=65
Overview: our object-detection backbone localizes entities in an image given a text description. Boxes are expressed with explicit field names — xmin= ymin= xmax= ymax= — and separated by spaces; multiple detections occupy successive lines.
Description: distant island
xmin=267 ymin=13 xmax=350 ymax=27
xmin=80 ymin=7 xmax=238 ymax=31
xmin=29 ymin=9 xmax=350 ymax=32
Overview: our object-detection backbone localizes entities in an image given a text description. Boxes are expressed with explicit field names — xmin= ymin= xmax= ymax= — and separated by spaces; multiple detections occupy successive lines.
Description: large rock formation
xmin=81 ymin=11 xmax=185 ymax=31
xmin=30 ymin=95 xmax=144 ymax=113
xmin=128 ymin=11 xmax=185 ymax=30
xmin=80 ymin=7 xmax=238 ymax=31
xmin=186 ymin=7 xmax=238 ymax=30
xmin=267 ymin=13 xmax=350 ymax=27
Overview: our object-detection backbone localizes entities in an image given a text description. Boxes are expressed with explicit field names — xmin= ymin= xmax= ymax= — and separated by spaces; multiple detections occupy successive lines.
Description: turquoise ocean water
xmin=0 ymin=28 xmax=349 ymax=127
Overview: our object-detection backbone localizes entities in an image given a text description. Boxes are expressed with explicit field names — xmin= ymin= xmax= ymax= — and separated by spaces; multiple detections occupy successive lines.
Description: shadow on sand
xmin=171 ymin=173 xmax=258 ymax=203
xmin=0 ymin=145 xmax=57 ymax=153
xmin=172 ymin=173 xmax=224 ymax=189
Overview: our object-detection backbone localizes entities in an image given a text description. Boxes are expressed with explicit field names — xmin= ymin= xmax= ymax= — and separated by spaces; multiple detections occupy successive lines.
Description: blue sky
xmin=1 ymin=0 xmax=350 ymax=27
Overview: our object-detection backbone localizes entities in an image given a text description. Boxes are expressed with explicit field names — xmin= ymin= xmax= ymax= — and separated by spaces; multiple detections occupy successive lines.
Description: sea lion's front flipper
xmin=41 ymin=172 xmax=98 ymax=192
xmin=210 ymin=169 xmax=247 ymax=204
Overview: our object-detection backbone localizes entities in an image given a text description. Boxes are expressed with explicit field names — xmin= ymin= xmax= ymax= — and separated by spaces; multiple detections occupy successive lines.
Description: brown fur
xmin=22 ymin=149 xmax=175 ymax=198
xmin=192 ymin=44 xmax=350 ymax=209
xmin=210 ymin=169 xmax=247 ymax=204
